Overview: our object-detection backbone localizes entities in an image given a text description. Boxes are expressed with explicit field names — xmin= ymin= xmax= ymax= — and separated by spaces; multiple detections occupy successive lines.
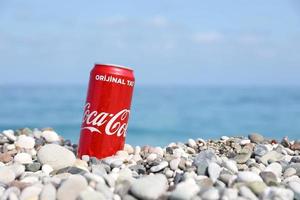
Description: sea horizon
xmin=1 ymin=84 xmax=300 ymax=146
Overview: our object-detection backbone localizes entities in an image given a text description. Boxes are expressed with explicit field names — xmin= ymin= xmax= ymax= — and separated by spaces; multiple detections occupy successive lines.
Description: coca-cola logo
xmin=81 ymin=103 xmax=130 ymax=137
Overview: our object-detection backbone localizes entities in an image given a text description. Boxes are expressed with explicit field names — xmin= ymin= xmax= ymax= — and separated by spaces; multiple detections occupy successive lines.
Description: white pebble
xmin=42 ymin=164 xmax=54 ymax=175
xmin=42 ymin=130 xmax=60 ymax=142
xmin=147 ymin=153 xmax=158 ymax=162
xmin=14 ymin=153 xmax=32 ymax=164
xmin=15 ymin=135 xmax=35 ymax=149
xmin=240 ymin=139 xmax=251 ymax=145
xmin=2 ymin=129 xmax=16 ymax=141
xmin=188 ymin=139 xmax=197 ymax=148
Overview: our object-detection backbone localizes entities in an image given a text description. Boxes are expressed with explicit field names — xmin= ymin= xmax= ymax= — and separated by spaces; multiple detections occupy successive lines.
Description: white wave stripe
xmin=81 ymin=127 xmax=101 ymax=133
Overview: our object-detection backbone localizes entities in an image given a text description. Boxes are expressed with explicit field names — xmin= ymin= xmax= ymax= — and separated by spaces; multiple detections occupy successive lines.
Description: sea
xmin=0 ymin=85 xmax=299 ymax=146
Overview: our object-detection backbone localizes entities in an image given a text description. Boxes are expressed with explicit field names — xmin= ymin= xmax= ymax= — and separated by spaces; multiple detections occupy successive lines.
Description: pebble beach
xmin=0 ymin=128 xmax=300 ymax=200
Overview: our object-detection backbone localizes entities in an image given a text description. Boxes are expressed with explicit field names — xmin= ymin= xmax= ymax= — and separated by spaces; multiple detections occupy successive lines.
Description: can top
xmin=95 ymin=63 xmax=133 ymax=71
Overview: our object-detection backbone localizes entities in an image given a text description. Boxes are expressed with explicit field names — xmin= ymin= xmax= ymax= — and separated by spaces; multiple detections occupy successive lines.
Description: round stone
xmin=0 ymin=167 xmax=15 ymax=184
xmin=188 ymin=139 xmax=197 ymax=148
xmin=37 ymin=144 xmax=76 ymax=170
xmin=284 ymin=167 xmax=297 ymax=178
xmin=15 ymin=135 xmax=35 ymax=149
xmin=259 ymin=151 xmax=284 ymax=165
xmin=234 ymin=149 xmax=252 ymax=164
xmin=208 ymin=162 xmax=222 ymax=183
xmin=254 ymin=144 xmax=269 ymax=156
xmin=8 ymin=164 xmax=25 ymax=178
xmin=41 ymin=130 xmax=60 ymax=143
xmin=170 ymin=178 xmax=200 ymax=200
xmin=247 ymin=181 xmax=267 ymax=195
xmin=2 ymin=130 xmax=16 ymax=141
xmin=146 ymin=153 xmax=157 ymax=162
xmin=40 ymin=183 xmax=56 ymax=200
xmin=124 ymin=144 xmax=134 ymax=154
xmin=42 ymin=164 xmax=54 ymax=175
xmin=288 ymin=181 xmax=300 ymax=200
xmin=14 ymin=153 xmax=32 ymax=164
xmin=20 ymin=186 xmax=42 ymax=200
xmin=248 ymin=133 xmax=264 ymax=143
xmin=130 ymin=174 xmax=168 ymax=200
xmin=223 ymin=160 xmax=238 ymax=173
xmin=201 ymin=188 xmax=220 ymax=200
xmin=79 ymin=190 xmax=105 ymax=200
xmin=0 ymin=152 xmax=13 ymax=163
xmin=260 ymin=171 xmax=278 ymax=185
xmin=150 ymin=161 xmax=168 ymax=172
xmin=26 ymin=162 xmax=41 ymax=172
xmin=57 ymin=175 xmax=88 ymax=200
xmin=237 ymin=171 xmax=263 ymax=182
xmin=170 ymin=158 xmax=180 ymax=171
xmin=264 ymin=162 xmax=282 ymax=178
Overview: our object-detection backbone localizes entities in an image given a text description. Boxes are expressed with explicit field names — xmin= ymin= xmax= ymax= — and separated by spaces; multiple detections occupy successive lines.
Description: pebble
xmin=264 ymin=162 xmax=282 ymax=177
xmin=234 ymin=148 xmax=252 ymax=164
xmin=150 ymin=161 xmax=168 ymax=172
xmin=20 ymin=186 xmax=42 ymax=200
xmin=259 ymin=150 xmax=284 ymax=165
xmin=260 ymin=171 xmax=278 ymax=185
xmin=57 ymin=175 xmax=88 ymax=200
xmin=0 ymin=152 xmax=13 ymax=163
xmin=170 ymin=158 xmax=180 ymax=170
xmin=193 ymin=149 xmax=217 ymax=166
xmin=15 ymin=135 xmax=35 ymax=149
xmin=42 ymin=164 xmax=54 ymax=175
xmin=41 ymin=130 xmax=60 ymax=142
xmin=248 ymin=133 xmax=264 ymax=143
xmin=38 ymin=144 xmax=76 ymax=170
xmin=262 ymin=187 xmax=294 ymax=200
xmin=291 ymin=141 xmax=300 ymax=151
xmin=284 ymin=167 xmax=297 ymax=178
xmin=223 ymin=159 xmax=238 ymax=173
xmin=188 ymin=139 xmax=197 ymax=148
xmin=222 ymin=188 xmax=238 ymax=200
xmin=146 ymin=153 xmax=157 ymax=162
xmin=221 ymin=136 xmax=229 ymax=140
xmin=288 ymin=181 xmax=300 ymax=200
xmin=240 ymin=139 xmax=251 ymax=145
xmin=239 ymin=186 xmax=258 ymax=200
xmin=14 ymin=152 xmax=32 ymax=164
xmin=208 ymin=162 xmax=222 ymax=183
xmin=247 ymin=181 xmax=267 ymax=195
xmin=26 ymin=162 xmax=41 ymax=172
xmin=0 ymin=167 xmax=15 ymax=184
xmin=130 ymin=174 xmax=168 ymax=200
xmin=124 ymin=144 xmax=134 ymax=154
xmin=237 ymin=171 xmax=263 ymax=182
xmin=40 ymin=183 xmax=56 ymax=200
xmin=2 ymin=130 xmax=17 ymax=141
xmin=201 ymin=188 xmax=220 ymax=200
xmin=170 ymin=178 xmax=200 ymax=200
xmin=79 ymin=190 xmax=106 ymax=200
xmin=8 ymin=164 xmax=25 ymax=177
xmin=1 ymin=128 xmax=300 ymax=200
xmin=253 ymin=144 xmax=269 ymax=156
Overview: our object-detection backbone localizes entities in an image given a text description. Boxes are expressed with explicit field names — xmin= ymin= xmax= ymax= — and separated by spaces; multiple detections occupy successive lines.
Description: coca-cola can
xmin=77 ymin=63 xmax=135 ymax=159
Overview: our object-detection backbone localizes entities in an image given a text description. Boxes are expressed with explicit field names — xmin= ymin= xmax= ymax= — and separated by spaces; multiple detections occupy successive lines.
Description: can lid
xmin=95 ymin=63 xmax=133 ymax=71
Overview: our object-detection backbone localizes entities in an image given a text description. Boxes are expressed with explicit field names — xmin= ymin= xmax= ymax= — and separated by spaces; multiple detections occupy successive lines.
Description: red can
xmin=77 ymin=64 xmax=135 ymax=159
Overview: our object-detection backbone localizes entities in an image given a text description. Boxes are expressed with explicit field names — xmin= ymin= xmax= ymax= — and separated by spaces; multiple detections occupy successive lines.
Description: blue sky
xmin=0 ymin=0 xmax=299 ymax=86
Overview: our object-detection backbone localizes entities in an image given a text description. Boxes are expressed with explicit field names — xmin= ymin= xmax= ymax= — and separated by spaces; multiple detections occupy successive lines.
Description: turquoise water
xmin=0 ymin=85 xmax=299 ymax=146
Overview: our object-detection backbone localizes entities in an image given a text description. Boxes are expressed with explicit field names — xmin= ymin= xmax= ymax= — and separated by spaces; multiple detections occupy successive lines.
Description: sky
xmin=0 ymin=0 xmax=300 ymax=86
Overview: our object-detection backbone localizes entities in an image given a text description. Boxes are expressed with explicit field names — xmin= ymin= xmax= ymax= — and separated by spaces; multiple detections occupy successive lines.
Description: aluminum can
xmin=77 ymin=64 xmax=135 ymax=159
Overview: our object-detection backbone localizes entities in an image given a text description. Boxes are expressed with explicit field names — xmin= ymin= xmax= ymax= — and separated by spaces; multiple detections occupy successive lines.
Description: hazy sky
xmin=0 ymin=0 xmax=300 ymax=86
